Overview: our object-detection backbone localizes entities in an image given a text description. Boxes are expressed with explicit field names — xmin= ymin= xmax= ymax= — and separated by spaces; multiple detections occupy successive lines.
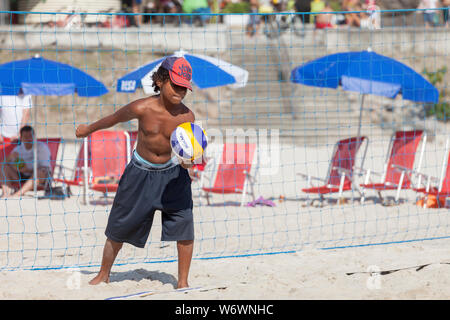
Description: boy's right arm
xmin=75 ymin=100 xmax=143 ymax=138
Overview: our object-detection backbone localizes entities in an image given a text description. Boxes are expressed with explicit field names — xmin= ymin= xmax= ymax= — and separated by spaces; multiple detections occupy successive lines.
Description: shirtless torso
xmin=133 ymin=95 xmax=194 ymax=164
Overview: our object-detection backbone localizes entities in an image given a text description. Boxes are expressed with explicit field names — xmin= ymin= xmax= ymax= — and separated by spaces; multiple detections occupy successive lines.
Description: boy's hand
xmin=179 ymin=158 xmax=194 ymax=169
xmin=76 ymin=124 xmax=91 ymax=138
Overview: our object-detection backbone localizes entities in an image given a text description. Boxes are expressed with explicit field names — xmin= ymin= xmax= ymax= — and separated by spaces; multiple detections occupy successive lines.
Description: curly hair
xmin=151 ymin=66 xmax=170 ymax=93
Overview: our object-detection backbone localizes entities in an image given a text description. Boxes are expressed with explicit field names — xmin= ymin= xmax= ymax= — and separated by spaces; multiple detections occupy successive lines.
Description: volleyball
xmin=170 ymin=122 xmax=208 ymax=161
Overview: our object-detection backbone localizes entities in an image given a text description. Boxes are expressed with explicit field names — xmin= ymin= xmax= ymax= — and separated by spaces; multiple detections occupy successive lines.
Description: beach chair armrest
xmin=297 ymin=173 xmax=327 ymax=188
xmin=416 ymin=172 xmax=440 ymax=190
xmin=54 ymin=164 xmax=73 ymax=178
xmin=366 ymin=169 xmax=382 ymax=176
xmin=413 ymin=171 xmax=438 ymax=184
xmin=391 ymin=164 xmax=411 ymax=173
xmin=296 ymin=172 xmax=326 ymax=183
xmin=243 ymin=170 xmax=256 ymax=183
xmin=356 ymin=167 xmax=383 ymax=185
xmin=54 ymin=163 xmax=88 ymax=183
xmin=391 ymin=164 xmax=440 ymax=189
xmin=426 ymin=175 xmax=440 ymax=183
xmin=54 ymin=164 xmax=73 ymax=171
xmin=391 ymin=164 xmax=436 ymax=180
xmin=333 ymin=166 xmax=352 ymax=175
xmin=353 ymin=166 xmax=365 ymax=174
xmin=390 ymin=164 xmax=416 ymax=180
xmin=332 ymin=167 xmax=353 ymax=182
xmin=354 ymin=167 xmax=383 ymax=176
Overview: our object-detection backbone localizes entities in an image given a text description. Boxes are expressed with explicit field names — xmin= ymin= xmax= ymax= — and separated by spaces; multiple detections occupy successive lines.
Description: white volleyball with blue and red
xmin=170 ymin=122 xmax=208 ymax=161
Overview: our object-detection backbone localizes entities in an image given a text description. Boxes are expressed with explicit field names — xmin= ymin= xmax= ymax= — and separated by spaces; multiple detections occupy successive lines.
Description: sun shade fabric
xmin=290 ymin=50 xmax=439 ymax=103
xmin=117 ymin=52 xmax=249 ymax=93
xmin=0 ymin=56 xmax=108 ymax=97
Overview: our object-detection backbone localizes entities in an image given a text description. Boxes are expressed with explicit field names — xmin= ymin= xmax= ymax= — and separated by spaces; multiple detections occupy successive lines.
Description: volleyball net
xmin=0 ymin=9 xmax=449 ymax=270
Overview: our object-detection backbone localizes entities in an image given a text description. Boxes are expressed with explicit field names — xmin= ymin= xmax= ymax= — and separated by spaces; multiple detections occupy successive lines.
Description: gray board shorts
xmin=105 ymin=152 xmax=194 ymax=248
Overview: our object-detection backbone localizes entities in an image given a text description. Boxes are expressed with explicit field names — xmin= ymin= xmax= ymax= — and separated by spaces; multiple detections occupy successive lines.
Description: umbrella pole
xmin=83 ymin=137 xmax=88 ymax=205
xmin=357 ymin=94 xmax=366 ymax=138
xmin=33 ymin=99 xmax=38 ymax=196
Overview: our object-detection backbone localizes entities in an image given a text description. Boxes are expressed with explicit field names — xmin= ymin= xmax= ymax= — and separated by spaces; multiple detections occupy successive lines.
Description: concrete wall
xmin=17 ymin=0 xmax=121 ymax=24
xmin=0 ymin=24 xmax=447 ymax=56
xmin=0 ymin=25 xmax=229 ymax=53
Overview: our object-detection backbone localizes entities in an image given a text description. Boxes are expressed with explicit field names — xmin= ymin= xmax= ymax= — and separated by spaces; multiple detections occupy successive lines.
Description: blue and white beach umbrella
xmin=290 ymin=48 xmax=439 ymax=138
xmin=117 ymin=50 xmax=249 ymax=94
xmin=0 ymin=54 xmax=108 ymax=197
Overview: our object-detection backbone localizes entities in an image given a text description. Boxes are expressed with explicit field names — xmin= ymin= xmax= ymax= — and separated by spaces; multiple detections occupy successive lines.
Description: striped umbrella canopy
xmin=117 ymin=50 xmax=249 ymax=94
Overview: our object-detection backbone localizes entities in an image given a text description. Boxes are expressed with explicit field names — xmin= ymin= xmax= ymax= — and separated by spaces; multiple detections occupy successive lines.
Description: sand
xmin=1 ymin=135 xmax=450 ymax=300
xmin=1 ymin=240 xmax=450 ymax=300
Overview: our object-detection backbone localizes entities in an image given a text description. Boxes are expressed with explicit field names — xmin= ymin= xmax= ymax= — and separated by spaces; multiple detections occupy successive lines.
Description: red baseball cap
xmin=161 ymin=56 xmax=193 ymax=91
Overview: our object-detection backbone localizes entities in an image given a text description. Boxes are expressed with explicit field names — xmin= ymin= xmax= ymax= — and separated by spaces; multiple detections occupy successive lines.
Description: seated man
xmin=0 ymin=126 xmax=51 ymax=197
xmin=342 ymin=0 xmax=362 ymax=27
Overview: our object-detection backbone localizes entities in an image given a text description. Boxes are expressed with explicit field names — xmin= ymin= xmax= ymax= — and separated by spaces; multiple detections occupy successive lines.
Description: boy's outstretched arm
xmin=75 ymin=100 xmax=142 ymax=138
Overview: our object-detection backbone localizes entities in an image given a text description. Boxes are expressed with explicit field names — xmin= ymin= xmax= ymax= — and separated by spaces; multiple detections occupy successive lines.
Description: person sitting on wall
xmin=342 ymin=0 xmax=362 ymax=27
xmin=246 ymin=0 xmax=262 ymax=37
xmin=315 ymin=2 xmax=337 ymax=29
xmin=182 ymin=0 xmax=212 ymax=26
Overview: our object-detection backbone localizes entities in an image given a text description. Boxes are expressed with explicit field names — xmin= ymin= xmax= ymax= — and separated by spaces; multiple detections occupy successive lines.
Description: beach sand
xmin=1 ymin=135 xmax=450 ymax=300
xmin=1 ymin=240 xmax=450 ymax=300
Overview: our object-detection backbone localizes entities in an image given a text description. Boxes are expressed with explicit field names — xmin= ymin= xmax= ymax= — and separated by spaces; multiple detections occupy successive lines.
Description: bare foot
xmin=12 ymin=191 xmax=23 ymax=198
xmin=177 ymin=282 xmax=189 ymax=289
xmin=89 ymin=273 xmax=110 ymax=285
xmin=1 ymin=186 xmax=13 ymax=197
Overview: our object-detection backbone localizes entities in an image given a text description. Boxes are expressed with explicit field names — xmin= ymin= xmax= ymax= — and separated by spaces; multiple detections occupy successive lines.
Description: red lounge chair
xmin=202 ymin=143 xmax=257 ymax=206
xmin=89 ymin=130 xmax=130 ymax=194
xmin=413 ymin=137 xmax=450 ymax=208
xmin=298 ymin=136 xmax=368 ymax=205
xmin=0 ymin=138 xmax=16 ymax=163
xmin=189 ymin=143 xmax=223 ymax=205
xmin=360 ymin=130 xmax=426 ymax=204
xmin=128 ymin=130 xmax=138 ymax=154
xmin=55 ymin=139 xmax=86 ymax=189
xmin=55 ymin=130 xmax=131 ymax=202
xmin=191 ymin=160 xmax=207 ymax=181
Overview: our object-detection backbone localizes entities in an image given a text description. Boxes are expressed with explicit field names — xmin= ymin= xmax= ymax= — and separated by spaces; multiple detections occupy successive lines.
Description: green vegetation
xmin=329 ymin=0 xmax=342 ymax=12
xmin=422 ymin=66 xmax=449 ymax=122
xmin=221 ymin=2 xmax=251 ymax=13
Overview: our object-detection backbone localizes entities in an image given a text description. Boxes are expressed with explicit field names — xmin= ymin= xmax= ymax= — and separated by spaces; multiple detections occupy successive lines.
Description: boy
xmin=76 ymin=56 xmax=195 ymax=288
xmin=0 ymin=125 xmax=51 ymax=197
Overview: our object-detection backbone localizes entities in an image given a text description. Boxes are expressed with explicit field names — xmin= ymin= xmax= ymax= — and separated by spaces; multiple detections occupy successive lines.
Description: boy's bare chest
xmin=140 ymin=113 xmax=186 ymax=138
